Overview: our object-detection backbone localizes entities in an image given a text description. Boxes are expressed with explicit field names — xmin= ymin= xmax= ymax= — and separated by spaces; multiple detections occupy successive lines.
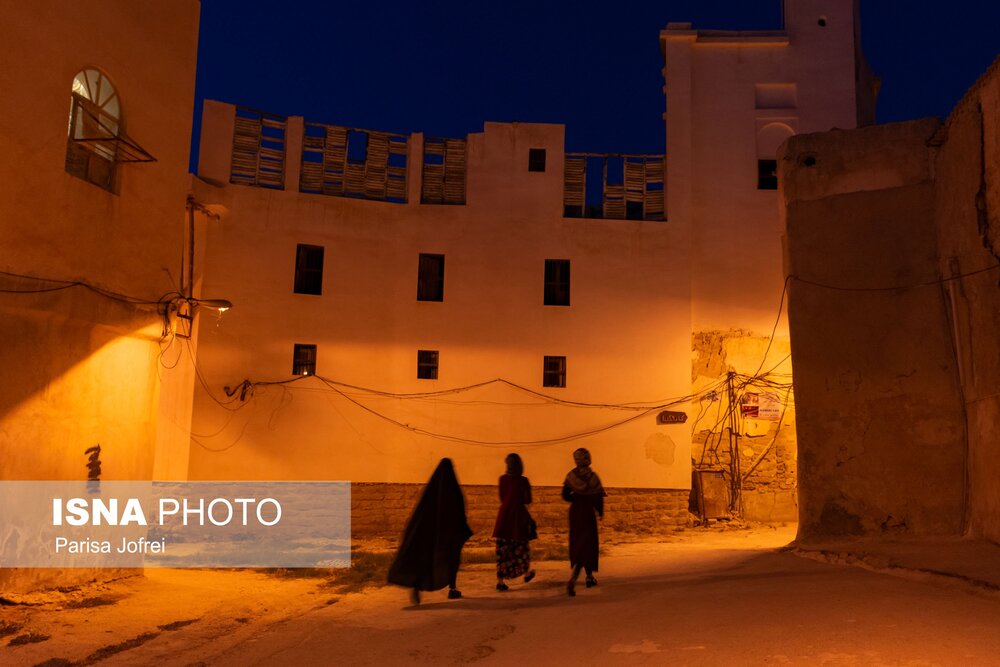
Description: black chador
xmin=388 ymin=458 xmax=472 ymax=602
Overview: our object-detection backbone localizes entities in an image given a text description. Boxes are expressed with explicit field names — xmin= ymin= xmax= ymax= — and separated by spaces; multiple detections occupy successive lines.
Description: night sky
xmin=191 ymin=1 xmax=1000 ymax=166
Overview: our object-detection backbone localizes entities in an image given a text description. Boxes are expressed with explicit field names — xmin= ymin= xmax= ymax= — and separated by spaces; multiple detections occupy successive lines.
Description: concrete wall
xmin=190 ymin=105 xmax=694 ymax=491
xmin=0 ymin=1 xmax=200 ymax=591
xmin=781 ymin=118 xmax=967 ymax=540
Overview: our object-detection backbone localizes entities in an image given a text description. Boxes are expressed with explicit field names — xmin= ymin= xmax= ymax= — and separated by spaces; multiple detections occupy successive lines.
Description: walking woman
xmin=492 ymin=453 xmax=536 ymax=591
xmin=562 ymin=447 xmax=606 ymax=596
xmin=387 ymin=458 xmax=473 ymax=605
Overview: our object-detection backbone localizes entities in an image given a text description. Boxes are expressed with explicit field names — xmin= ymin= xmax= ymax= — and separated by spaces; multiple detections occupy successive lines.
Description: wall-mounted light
xmin=162 ymin=296 xmax=234 ymax=339
xmin=191 ymin=298 xmax=233 ymax=313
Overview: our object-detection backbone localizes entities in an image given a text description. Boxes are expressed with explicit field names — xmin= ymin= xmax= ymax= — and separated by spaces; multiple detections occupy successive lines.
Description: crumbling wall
xmin=933 ymin=58 xmax=1000 ymax=542
xmin=691 ymin=331 xmax=798 ymax=523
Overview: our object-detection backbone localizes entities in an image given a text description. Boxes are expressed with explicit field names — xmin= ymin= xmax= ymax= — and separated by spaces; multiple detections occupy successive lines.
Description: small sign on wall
xmin=741 ymin=392 xmax=782 ymax=421
xmin=657 ymin=410 xmax=688 ymax=424
xmin=758 ymin=392 xmax=782 ymax=420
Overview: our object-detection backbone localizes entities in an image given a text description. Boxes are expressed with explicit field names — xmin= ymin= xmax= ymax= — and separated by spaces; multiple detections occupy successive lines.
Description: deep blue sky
xmin=191 ymin=1 xmax=999 ymax=165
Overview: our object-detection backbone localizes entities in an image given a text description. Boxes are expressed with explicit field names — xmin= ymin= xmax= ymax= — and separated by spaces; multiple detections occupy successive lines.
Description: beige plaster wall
xmin=0 ymin=1 xmax=200 ymax=590
xmin=781 ymin=118 xmax=967 ymax=540
xmin=189 ymin=106 xmax=693 ymax=490
xmin=664 ymin=0 xmax=864 ymax=338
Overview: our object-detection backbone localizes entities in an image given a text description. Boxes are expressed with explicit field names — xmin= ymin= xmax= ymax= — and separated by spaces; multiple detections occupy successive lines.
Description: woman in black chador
xmin=562 ymin=447 xmax=606 ymax=597
xmin=387 ymin=458 xmax=473 ymax=605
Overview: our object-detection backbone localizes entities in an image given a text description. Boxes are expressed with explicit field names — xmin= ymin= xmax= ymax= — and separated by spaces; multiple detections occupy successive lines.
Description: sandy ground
xmin=2 ymin=525 xmax=780 ymax=665
xmin=6 ymin=524 xmax=1000 ymax=666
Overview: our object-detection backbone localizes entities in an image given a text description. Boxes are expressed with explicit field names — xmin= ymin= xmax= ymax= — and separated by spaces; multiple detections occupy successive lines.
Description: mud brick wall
xmin=351 ymin=483 xmax=690 ymax=543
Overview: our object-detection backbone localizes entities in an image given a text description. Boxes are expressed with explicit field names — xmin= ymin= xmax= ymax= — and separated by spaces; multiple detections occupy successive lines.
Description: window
xmin=294 ymin=244 xmax=324 ymax=295
xmin=544 ymin=259 xmax=570 ymax=306
xmin=417 ymin=350 xmax=439 ymax=380
xmin=65 ymin=69 xmax=154 ymax=192
xmin=417 ymin=253 xmax=445 ymax=302
xmin=528 ymin=148 xmax=546 ymax=172
xmin=543 ymin=356 xmax=566 ymax=388
xmin=292 ymin=344 xmax=317 ymax=376
xmin=757 ymin=159 xmax=778 ymax=190
xmin=66 ymin=69 xmax=121 ymax=191
xmin=756 ymin=122 xmax=794 ymax=191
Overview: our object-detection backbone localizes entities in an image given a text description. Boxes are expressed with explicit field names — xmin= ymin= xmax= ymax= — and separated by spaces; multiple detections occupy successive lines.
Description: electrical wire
xmin=0 ymin=268 xmax=180 ymax=306
xmin=238 ymin=373 xmax=728 ymax=413
xmin=750 ymin=276 xmax=790 ymax=379
xmin=192 ymin=369 xmax=727 ymax=450
xmin=312 ymin=374 xmax=676 ymax=447
xmin=787 ymin=261 xmax=1000 ymax=293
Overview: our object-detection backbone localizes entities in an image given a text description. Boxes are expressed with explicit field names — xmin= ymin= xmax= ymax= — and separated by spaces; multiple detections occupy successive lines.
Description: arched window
xmin=66 ymin=69 xmax=121 ymax=190
xmin=65 ymin=69 xmax=154 ymax=192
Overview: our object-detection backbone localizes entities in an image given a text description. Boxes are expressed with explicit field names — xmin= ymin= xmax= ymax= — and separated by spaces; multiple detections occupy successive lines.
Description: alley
xmin=26 ymin=527 xmax=993 ymax=667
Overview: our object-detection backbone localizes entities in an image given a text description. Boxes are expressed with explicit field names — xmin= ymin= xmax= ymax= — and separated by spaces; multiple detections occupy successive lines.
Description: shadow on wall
xmin=0 ymin=287 xmax=166 ymax=480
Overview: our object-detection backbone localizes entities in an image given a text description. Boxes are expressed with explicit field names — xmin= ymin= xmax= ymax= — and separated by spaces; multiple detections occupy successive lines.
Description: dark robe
xmin=562 ymin=470 xmax=605 ymax=572
xmin=492 ymin=474 xmax=533 ymax=541
xmin=387 ymin=459 xmax=473 ymax=591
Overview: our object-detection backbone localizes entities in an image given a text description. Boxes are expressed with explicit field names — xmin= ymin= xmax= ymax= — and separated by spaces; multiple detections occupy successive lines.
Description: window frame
xmin=543 ymin=355 xmax=567 ymax=388
xmin=293 ymin=244 xmax=325 ymax=295
xmin=292 ymin=344 xmax=317 ymax=376
xmin=417 ymin=349 xmax=439 ymax=380
xmin=544 ymin=259 xmax=571 ymax=306
xmin=757 ymin=159 xmax=778 ymax=190
xmin=66 ymin=69 xmax=122 ymax=192
xmin=528 ymin=148 xmax=547 ymax=172
xmin=417 ymin=253 xmax=445 ymax=302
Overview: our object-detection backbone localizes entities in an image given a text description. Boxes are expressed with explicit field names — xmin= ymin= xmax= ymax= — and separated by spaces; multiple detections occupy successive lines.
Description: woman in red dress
xmin=492 ymin=453 xmax=536 ymax=591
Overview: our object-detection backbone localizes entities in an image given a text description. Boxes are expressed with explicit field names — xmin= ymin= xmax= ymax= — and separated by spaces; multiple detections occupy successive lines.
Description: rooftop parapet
xmin=209 ymin=102 xmax=664 ymax=220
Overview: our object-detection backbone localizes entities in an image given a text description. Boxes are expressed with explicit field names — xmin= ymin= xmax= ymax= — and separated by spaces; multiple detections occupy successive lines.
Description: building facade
xmin=0 ymin=0 xmax=201 ymax=590
xmin=190 ymin=113 xmax=694 ymax=536
xmin=188 ymin=0 xmax=875 ymax=533
xmin=662 ymin=0 xmax=876 ymax=521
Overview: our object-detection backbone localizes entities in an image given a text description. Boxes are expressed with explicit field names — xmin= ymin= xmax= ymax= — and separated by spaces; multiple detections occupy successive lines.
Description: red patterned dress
xmin=492 ymin=473 xmax=533 ymax=579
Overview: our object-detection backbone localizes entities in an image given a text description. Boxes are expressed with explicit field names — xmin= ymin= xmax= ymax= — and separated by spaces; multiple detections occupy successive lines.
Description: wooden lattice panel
xmin=563 ymin=155 xmax=586 ymax=211
xmin=422 ymin=137 xmax=466 ymax=205
xmin=231 ymin=108 xmax=286 ymax=189
xmin=564 ymin=152 xmax=665 ymax=221
xmin=300 ymin=122 xmax=406 ymax=203
xmin=624 ymin=159 xmax=645 ymax=203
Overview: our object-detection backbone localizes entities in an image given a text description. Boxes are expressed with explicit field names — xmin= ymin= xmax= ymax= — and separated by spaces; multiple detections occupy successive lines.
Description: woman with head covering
xmin=387 ymin=458 xmax=473 ymax=605
xmin=491 ymin=453 xmax=537 ymax=591
xmin=562 ymin=447 xmax=606 ymax=596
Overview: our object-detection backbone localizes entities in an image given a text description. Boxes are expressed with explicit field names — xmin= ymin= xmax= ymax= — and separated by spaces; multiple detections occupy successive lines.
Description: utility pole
xmin=726 ymin=371 xmax=743 ymax=517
